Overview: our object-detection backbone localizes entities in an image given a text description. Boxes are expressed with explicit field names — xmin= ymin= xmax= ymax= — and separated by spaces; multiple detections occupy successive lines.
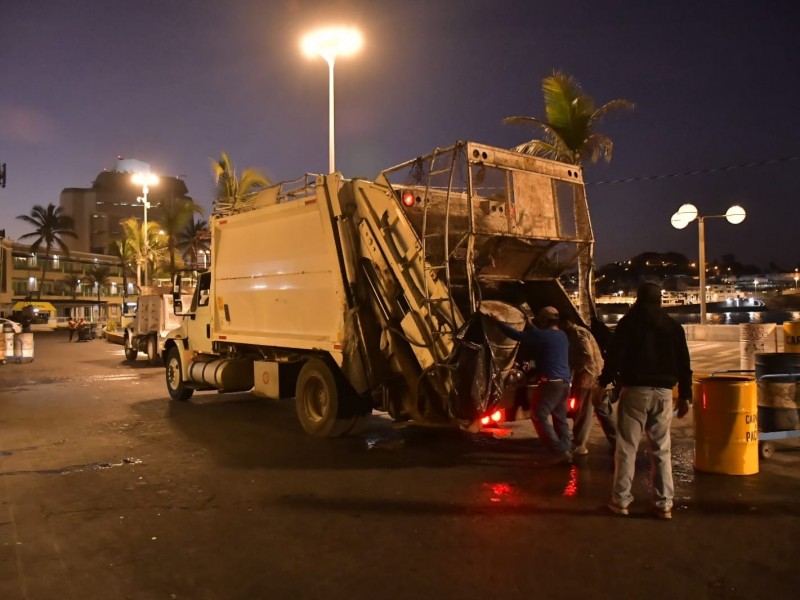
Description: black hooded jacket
xmin=598 ymin=289 xmax=693 ymax=400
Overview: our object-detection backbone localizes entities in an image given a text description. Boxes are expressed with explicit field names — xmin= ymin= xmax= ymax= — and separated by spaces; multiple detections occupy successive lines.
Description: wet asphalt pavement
xmin=1 ymin=330 xmax=799 ymax=599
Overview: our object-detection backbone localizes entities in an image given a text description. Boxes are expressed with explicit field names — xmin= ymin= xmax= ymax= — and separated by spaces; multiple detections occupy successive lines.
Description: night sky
xmin=2 ymin=0 xmax=798 ymax=268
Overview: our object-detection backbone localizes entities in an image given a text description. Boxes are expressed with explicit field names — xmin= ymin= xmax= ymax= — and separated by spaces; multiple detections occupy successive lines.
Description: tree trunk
xmin=38 ymin=250 xmax=51 ymax=301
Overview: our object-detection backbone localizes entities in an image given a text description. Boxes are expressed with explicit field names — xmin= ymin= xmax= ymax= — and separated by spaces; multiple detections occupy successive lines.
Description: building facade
xmin=0 ymin=234 xmax=130 ymax=325
xmin=60 ymin=158 xmax=193 ymax=255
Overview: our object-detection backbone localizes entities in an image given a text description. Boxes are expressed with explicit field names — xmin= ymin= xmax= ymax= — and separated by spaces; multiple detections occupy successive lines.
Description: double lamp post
xmin=671 ymin=203 xmax=746 ymax=325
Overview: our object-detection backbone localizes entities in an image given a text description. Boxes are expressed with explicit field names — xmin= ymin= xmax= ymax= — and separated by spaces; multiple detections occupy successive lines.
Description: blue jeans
xmin=612 ymin=386 xmax=674 ymax=510
xmin=531 ymin=381 xmax=571 ymax=454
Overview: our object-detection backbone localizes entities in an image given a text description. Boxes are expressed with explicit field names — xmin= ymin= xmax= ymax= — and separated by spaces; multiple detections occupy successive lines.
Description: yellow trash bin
xmin=783 ymin=321 xmax=800 ymax=353
xmin=693 ymin=375 xmax=759 ymax=475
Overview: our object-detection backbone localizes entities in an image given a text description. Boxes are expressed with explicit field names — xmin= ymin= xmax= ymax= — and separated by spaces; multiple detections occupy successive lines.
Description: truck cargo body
xmin=125 ymin=287 xmax=193 ymax=364
xmin=165 ymin=142 xmax=595 ymax=436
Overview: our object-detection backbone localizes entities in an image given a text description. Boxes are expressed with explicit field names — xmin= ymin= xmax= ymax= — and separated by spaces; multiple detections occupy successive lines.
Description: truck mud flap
xmin=451 ymin=313 xmax=502 ymax=420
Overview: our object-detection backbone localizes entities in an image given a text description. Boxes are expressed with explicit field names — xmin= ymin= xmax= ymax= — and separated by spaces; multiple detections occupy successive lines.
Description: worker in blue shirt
xmin=494 ymin=305 xmax=573 ymax=463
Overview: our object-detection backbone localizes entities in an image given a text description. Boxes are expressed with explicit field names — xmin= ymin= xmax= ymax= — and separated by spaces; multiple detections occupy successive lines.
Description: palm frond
xmin=589 ymin=99 xmax=636 ymax=126
xmin=513 ymin=140 xmax=560 ymax=160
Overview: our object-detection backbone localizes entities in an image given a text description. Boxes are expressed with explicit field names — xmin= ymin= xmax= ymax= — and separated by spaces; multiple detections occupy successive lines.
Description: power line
xmin=586 ymin=155 xmax=800 ymax=186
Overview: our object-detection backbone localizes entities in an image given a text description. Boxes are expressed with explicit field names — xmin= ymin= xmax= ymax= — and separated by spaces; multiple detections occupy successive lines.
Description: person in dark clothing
xmin=494 ymin=306 xmax=573 ymax=463
xmin=599 ymin=282 xmax=692 ymax=519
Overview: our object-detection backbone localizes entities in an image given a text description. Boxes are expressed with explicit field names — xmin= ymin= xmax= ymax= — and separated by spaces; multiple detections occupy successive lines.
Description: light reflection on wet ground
xmin=0 ymin=457 xmax=142 ymax=477
xmin=354 ymin=413 xmax=800 ymax=519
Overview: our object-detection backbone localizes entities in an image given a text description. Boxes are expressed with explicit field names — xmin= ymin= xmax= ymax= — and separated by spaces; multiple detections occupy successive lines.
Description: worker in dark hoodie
xmin=598 ymin=282 xmax=692 ymax=520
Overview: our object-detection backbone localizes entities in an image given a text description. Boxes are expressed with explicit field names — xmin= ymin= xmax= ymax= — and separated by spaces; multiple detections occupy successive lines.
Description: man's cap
xmin=537 ymin=306 xmax=559 ymax=320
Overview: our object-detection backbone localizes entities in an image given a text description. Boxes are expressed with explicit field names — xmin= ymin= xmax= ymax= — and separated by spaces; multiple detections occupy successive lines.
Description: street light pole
xmin=698 ymin=216 xmax=707 ymax=326
xmin=302 ymin=26 xmax=362 ymax=174
xmin=132 ymin=173 xmax=158 ymax=286
xmin=671 ymin=203 xmax=746 ymax=326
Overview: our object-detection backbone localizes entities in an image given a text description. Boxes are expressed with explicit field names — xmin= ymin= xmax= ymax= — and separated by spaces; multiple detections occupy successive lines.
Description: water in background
xmin=599 ymin=310 xmax=800 ymax=326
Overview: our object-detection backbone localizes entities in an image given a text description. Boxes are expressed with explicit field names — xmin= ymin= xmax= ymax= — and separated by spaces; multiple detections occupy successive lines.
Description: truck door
xmin=187 ymin=271 xmax=214 ymax=354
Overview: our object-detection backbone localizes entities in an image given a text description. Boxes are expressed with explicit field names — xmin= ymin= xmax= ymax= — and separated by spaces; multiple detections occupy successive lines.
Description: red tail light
xmin=401 ymin=190 xmax=416 ymax=207
xmin=480 ymin=410 xmax=503 ymax=427
xmin=568 ymin=397 xmax=577 ymax=411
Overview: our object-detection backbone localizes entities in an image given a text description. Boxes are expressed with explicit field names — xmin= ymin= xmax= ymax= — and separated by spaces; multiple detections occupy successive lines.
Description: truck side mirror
xmin=172 ymin=274 xmax=183 ymax=314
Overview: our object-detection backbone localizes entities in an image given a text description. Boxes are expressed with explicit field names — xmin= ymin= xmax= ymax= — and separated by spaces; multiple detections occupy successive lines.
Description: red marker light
xmin=480 ymin=416 xmax=490 ymax=426
xmin=568 ymin=397 xmax=577 ymax=411
xmin=491 ymin=410 xmax=502 ymax=422
xmin=401 ymin=190 xmax=415 ymax=207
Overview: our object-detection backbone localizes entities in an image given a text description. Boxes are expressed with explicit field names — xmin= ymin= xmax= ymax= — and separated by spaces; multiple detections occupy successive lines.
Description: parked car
xmin=0 ymin=317 xmax=23 ymax=334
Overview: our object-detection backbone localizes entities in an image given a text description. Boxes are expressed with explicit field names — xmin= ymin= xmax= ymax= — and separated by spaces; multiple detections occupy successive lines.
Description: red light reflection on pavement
xmin=562 ymin=465 xmax=578 ymax=497
xmin=483 ymin=482 xmax=514 ymax=504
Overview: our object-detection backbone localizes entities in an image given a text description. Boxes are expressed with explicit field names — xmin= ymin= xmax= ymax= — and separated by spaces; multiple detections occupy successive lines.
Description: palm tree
xmin=121 ymin=218 xmax=166 ymax=287
xmin=157 ymin=197 xmax=205 ymax=279
xmin=211 ymin=152 xmax=270 ymax=213
xmin=110 ymin=238 xmax=135 ymax=308
xmin=16 ymin=204 xmax=78 ymax=299
xmin=85 ymin=265 xmax=112 ymax=318
xmin=176 ymin=219 xmax=211 ymax=269
xmin=63 ymin=274 xmax=82 ymax=301
xmin=503 ymin=71 xmax=634 ymax=165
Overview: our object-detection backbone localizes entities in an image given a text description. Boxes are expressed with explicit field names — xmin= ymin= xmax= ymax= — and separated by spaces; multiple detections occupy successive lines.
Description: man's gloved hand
xmin=591 ymin=385 xmax=608 ymax=407
xmin=675 ymin=397 xmax=691 ymax=419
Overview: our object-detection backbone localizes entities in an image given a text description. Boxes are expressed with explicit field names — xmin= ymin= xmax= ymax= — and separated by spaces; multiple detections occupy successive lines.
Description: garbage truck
xmin=164 ymin=141 xmax=596 ymax=436
xmin=124 ymin=286 xmax=193 ymax=364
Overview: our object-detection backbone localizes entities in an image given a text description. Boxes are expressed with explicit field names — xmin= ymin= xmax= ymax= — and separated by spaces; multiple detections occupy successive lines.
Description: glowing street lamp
xmin=301 ymin=26 xmax=362 ymax=174
xmin=132 ymin=172 xmax=159 ymax=286
xmin=671 ymin=203 xmax=746 ymax=325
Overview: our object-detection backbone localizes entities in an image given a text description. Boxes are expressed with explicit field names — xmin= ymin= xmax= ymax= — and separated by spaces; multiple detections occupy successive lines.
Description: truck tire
xmin=125 ymin=335 xmax=139 ymax=361
xmin=147 ymin=336 xmax=160 ymax=365
xmin=295 ymin=358 xmax=355 ymax=437
xmin=165 ymin=347 xmax=193 ymax=401
xmin=124 ymin=335 xmax=138 ymax=361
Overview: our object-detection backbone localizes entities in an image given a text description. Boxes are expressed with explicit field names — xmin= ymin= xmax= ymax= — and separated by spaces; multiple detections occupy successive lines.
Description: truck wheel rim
xmin=303 ymin=377 xmax=328 ymax=423
xmin=167 ymin=359 xmax=179 ymax=390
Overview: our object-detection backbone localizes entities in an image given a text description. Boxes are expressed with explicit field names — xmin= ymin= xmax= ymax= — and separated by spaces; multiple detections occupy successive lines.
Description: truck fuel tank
xmin=188 ymin=358 xmax=254 ymax=392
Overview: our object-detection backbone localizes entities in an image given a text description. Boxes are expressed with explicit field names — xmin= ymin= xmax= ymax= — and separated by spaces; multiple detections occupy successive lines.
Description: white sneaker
xmin=573 ymin=445 xmax=589 ymax=455
xmin=608 ymin=502 xmax=629 ymax=516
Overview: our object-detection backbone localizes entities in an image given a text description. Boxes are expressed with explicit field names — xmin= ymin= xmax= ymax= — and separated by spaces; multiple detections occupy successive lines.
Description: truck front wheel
xmin=124 ymin=335 xmax=138 ymax=361
xmin=165 ymin=347 xmax=193 ymax=401
xmin=295 ymin=358 xmax=354 ymax=437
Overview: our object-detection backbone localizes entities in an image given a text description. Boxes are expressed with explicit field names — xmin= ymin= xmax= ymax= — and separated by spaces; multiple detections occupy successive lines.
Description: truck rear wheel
xmin=124 ymin=335 xmax=138 ymax=361
xmin=147 ymin=336 xmax=159 ymax=365
xmin=295 ymin=358 xmax=355 ymax=437
xmin=165 ymin=347 xmax=193 ymax=401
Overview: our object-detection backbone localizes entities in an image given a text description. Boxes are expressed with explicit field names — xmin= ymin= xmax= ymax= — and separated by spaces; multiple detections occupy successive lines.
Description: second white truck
xmin=124 ymin=286 xmax=192 ymax=364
